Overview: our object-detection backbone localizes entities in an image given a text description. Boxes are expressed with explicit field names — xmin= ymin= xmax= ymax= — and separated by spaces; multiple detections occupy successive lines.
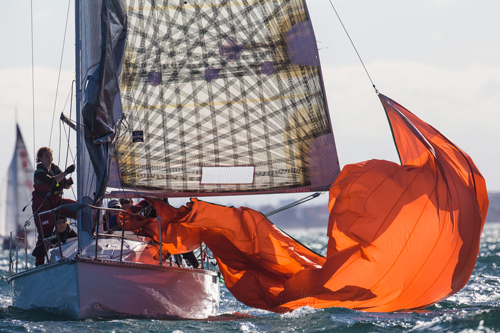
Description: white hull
xmin=8 ymin=235 xmax=220 ymax=319
xmin=9 ymin=259 xmax=219 ymax=319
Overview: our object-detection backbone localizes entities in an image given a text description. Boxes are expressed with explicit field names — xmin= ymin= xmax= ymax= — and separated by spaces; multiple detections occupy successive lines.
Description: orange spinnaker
xmin=121 ymin=94 xmax=488 ymax=312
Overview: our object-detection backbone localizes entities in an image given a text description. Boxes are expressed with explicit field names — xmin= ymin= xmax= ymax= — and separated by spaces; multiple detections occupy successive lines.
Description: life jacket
xmin=33 ymin=163 xmax=65 ymax=197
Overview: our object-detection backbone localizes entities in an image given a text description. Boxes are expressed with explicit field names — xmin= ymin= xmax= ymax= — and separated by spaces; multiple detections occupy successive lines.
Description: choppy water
xmin=0 ymin=223 xmax=499 ymax=333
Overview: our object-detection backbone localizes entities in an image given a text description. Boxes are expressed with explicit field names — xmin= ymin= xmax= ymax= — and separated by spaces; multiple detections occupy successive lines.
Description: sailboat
xmin=6 ymin=0 xmax=487 ymax=318
xmin=0 ymin=125 xmax=34 ymax=249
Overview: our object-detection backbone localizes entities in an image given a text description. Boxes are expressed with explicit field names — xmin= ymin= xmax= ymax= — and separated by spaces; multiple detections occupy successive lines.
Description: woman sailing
xmin=32 ymin=147 xmax=76 ymax=266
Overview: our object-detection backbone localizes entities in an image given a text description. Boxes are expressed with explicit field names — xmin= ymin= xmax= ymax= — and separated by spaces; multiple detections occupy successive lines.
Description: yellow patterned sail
xmin=107 ymin=0 xmax=339 ymax=196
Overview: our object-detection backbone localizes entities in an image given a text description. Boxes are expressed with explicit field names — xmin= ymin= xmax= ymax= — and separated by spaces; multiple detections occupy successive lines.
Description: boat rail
xmin=8 ymin=203 xmax=213 ymax=277
xmin=7 ymin=226 xmax=29 ymax=276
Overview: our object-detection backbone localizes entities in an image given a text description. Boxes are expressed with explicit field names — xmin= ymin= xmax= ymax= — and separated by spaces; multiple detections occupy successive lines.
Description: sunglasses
xmin=120 ymin=200 xmax=131 ymax=204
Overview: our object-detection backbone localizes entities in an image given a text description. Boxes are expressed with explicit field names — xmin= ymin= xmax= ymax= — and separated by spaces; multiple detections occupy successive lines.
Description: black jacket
xmin=32 ymin=226 xmax=77 ymax=258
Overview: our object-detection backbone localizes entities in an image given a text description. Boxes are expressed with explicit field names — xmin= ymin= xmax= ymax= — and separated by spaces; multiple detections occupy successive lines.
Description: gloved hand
xmin=65 ymin=164 xmax=76 ymax=174
xmin=144 ymin=205 xmax=152 ymax=217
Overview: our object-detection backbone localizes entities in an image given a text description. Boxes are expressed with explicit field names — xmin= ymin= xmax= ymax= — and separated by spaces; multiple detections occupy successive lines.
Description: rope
xmin=61 ymin=126 xmax=76 ymax=165
xmin=49 ymin=0 xmax=72 ymax=146
xmin=53 ymin=80 xmax=76 ymax=199
xmin=58 ymin=119 xmax=62 ymax=166
xmin=327 ymin=0 xmax=378 ymax=94
xmin=64 ymin=81 xmax=75 ymax=168
xmin=61 ymin=82 xmax=75 ymax=118
xmin=265 ymin=205 xmax=325 ymax=258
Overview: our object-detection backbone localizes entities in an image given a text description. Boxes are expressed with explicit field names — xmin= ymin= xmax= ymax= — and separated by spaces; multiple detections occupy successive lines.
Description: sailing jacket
xmin=31 ymin=163 xmax=77 ymax=234
xmin=32 ymin=226 xmax=77 ymax=258
xmin=33 ymin=163 xmax=67 ymax=197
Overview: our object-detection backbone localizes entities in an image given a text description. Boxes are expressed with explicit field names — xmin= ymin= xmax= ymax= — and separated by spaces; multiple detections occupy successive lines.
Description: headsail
xmin=0 ymin=125 xmax=34 ymax=239
xmin=92 ymin=0 xmax=340 ymax=197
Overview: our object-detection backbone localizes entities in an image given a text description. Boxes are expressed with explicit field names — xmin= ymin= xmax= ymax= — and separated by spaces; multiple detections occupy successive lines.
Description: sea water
xmin=0 ymin=223 xmax=499 ymax=333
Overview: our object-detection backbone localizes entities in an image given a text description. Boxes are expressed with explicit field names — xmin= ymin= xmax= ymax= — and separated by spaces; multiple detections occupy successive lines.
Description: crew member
xmin=32 ymin=218 xmax=77 ymax=261
xmin=56 ymin=218 xmax=78 ymax=243
xmin=32 ymin=147 xmax=76 ymax=266
xmin=120 ymin=198 xmax=133 ymax=211
xmin=107 ymin=199 xmax=121 ymax=231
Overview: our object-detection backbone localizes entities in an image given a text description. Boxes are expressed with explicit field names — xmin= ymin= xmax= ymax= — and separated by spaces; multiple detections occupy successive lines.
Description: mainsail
xmin=81 ymin=0 xmax=339 ymax=201
xmin=0 ymin=125 xmax=34 ymax=239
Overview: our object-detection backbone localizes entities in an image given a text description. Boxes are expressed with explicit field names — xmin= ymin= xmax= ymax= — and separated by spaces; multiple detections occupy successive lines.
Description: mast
xmin=13 ymin=127 xmax=19 ymax=232
xmin=75 ymin=0 xmax=83 ymax=251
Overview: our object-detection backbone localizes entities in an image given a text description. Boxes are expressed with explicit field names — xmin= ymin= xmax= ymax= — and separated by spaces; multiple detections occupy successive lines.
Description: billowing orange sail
xmin=121 ymin=94 xmax=488 ymax=312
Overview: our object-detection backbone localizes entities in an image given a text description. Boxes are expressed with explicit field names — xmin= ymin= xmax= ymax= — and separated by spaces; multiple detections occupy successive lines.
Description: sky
xmin=0 ymin=0 xmax=498 ymax=210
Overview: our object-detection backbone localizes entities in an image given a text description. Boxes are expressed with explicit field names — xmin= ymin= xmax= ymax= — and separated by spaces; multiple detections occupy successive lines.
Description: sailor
xmin=126 ymin=198 xmax=151 ymax=214
xmin=120 ymin=198 xmax=134 ymax=211
xmin=106 ymin=199 xmax=149 ymax=232
xmin=56 ymin=218 xmax=78 ymax=243
xmin=107 ymin=199 xmax=121 ymax=230
xmin=141 ymin=199 xmax=199 ymax=268
xmin=32 ymin=147 xmax=76 ymax=266
xmin=31 ymin=217 xmax=77 ymax=262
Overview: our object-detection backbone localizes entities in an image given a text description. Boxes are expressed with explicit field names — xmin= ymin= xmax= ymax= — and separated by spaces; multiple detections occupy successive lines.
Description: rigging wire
xmin=254 ymin=3 xmax=381 ymax=218
xmin=264 ymin=197 xmax=326 ymax=258
xmin=65 ymin=81 xmax=75 ymax=166
xmin=62 ymin=124 xmax=77 ymax=199
xmin=327 ymin=0 xmax=378 ymax=94
xmin=49 ymin=0 xmax=72 ymax=147
xmin=65 ymin=81 xmax=77 ymax=199
xmin=58 ymin=82 xmax=77 ymax=166
xmin=58 ymin=117 xmax=62 ymax=166
xmin=54 ymin=80 xmax=76 ymax=199
xmin=61 ymin=82 xmax=75 ymax=119
xmin=264 ymin=192 xmax=323 ymax=217
xmin=30 ymin=0 xmax=36 ymax=166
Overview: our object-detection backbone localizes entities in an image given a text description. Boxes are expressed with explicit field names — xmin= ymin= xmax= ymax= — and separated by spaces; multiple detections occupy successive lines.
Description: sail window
xmin=201 ymin=166 xmax=255 ymax=185
xmin=132 ymin=131 xmax=144 ymax=142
